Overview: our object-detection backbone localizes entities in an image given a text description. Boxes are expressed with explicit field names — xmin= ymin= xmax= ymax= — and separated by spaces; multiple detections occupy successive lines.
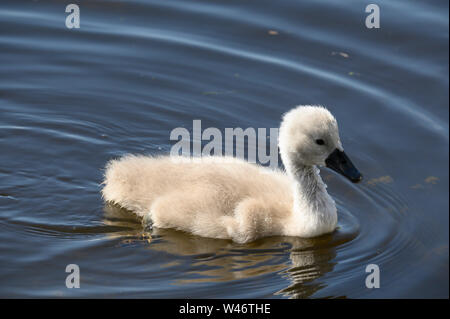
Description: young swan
xmin=102 ymin=105 xmax=362 ymax=243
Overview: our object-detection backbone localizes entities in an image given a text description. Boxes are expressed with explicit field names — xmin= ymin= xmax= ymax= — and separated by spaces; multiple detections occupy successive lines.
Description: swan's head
xmin=279 ymin=105 xmax=362 ymax=183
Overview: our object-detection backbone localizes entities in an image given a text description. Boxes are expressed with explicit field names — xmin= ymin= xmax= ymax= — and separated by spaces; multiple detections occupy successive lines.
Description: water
xmin=0 ymin=0 xmax=448 ymax=298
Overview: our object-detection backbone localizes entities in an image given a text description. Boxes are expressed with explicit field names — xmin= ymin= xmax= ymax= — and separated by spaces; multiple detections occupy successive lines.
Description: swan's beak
xmin=325 ymin=149 xmax=363 ymax=183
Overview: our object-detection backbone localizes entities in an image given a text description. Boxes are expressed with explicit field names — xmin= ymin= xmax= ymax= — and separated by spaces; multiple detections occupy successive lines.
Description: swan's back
xmin=102 ymin=155 xmax=294 ymax=241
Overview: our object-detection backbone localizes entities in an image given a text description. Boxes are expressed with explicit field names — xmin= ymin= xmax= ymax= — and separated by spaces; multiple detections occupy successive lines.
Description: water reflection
xmin=104 ymin=203 xmax=357 ymax=298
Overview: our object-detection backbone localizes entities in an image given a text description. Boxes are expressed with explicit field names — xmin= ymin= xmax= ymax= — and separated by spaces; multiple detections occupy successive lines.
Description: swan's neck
xmin=287 ymin=164 xmax=337 ymax=236
xmin=291 ymin=165 xmax=327 ymax=209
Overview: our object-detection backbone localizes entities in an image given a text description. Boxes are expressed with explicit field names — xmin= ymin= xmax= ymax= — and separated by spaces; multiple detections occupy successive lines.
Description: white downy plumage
xmin=102 ymin=105 xmax=361 ymax=243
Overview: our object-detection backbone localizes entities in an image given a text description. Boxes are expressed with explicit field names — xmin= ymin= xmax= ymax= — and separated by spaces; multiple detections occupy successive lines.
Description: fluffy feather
xmin=102 ymin=105 xmax=342 ymax=243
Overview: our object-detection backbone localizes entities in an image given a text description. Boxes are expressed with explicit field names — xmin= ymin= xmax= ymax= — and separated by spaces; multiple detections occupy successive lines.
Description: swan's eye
xmin=316 ymin=139 xmax=325 ymax=145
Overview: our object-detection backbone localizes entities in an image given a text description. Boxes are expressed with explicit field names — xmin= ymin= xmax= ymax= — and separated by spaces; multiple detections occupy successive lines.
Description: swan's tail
xmin=101 ymin=155 xmax=150 ymax=214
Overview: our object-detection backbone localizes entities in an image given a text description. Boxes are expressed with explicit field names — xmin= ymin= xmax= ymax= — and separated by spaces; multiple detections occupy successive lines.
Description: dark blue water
xmin=0 ymin=0 xmax=448 ymax=298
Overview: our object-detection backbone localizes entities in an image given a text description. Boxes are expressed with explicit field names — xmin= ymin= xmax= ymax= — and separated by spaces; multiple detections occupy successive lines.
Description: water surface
xmin=0 ymin=0 xmax=448 ymax=298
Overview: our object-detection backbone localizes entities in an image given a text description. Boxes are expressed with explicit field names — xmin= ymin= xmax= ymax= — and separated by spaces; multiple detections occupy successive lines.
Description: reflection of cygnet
xmin=102 ymin=106 xmax=362 ymax=243
xmin=103 ymin=203 xmax=339 ymax=294
xmin=276 ymin=247 xmax=336 ymax=298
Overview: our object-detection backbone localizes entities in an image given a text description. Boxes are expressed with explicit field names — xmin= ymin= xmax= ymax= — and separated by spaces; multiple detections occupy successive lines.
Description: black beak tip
xmin=351 ymin=173 xmax=363 ymax=183
xmin=325 ymin=149 xmax=363 ymax=184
